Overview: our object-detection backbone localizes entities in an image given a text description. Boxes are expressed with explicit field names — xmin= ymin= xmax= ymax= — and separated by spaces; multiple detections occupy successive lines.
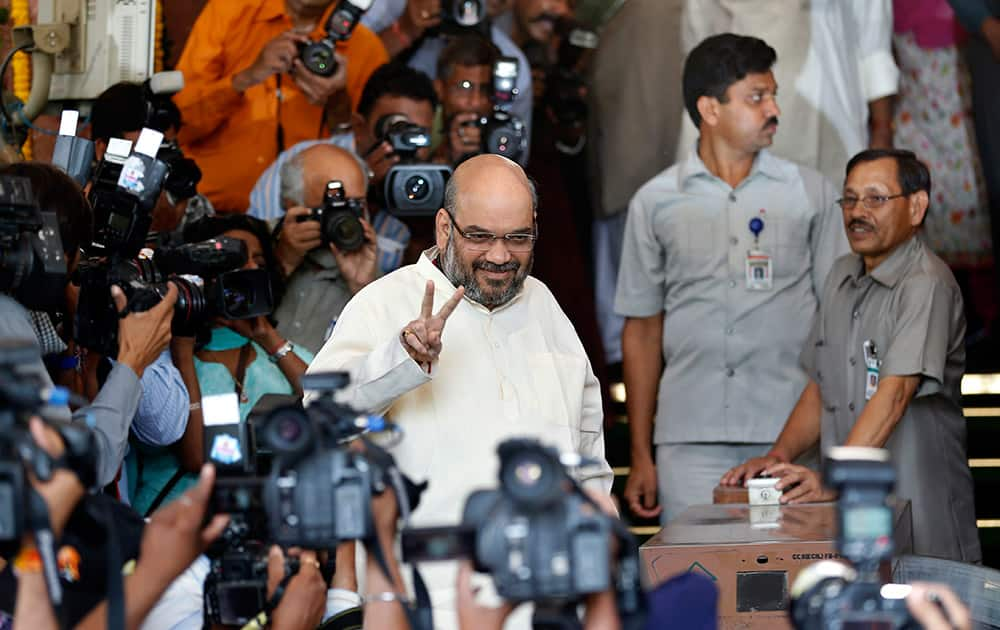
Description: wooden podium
xmin=639 ymin=493 xmax=912 ymax=630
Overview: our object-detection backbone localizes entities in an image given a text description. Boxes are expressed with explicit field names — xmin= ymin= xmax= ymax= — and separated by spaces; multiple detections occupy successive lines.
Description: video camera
xmin=0 ymin=341 xmax=98 ymax=555
xmin=377 ymin=114 xmax=452 ymax=217
xmin=0 ymin=175 xmax=67 ymax=312
xmin=74 ymin=235 xmax=273 ymax=356
xmin=475 ymin=57 xmax=527 ymax=164
xmin=298 ymin=0 xmax=373 ymax=77
xmin=402 ymin=438 xmax=645 ymax=627
xmin=296 ymin=180 xmax=369 ymax=252
xmin=203 ymin=373 xmax=407 ymax=625
xmin=790 ymin=447 xmax=916 ymax=629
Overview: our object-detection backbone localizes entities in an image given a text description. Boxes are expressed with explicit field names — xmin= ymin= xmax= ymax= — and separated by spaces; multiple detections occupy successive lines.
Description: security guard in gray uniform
xmin=722 ymin=148 xmax=981 ymax=562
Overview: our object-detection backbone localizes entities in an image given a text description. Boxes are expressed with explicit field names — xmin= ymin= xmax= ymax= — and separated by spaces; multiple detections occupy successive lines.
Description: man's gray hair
xmin=279 ymin=145 xmax=371 ymax=208
xmin=443 ymin=169 xmax=538 ymax=217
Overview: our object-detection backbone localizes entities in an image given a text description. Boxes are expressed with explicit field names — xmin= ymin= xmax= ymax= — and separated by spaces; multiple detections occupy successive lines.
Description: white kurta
xmin=307 ymin=248 xmax=613 ymax=628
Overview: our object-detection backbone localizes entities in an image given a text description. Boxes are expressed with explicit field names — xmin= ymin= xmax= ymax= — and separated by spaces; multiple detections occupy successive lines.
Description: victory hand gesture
xmin=400 ymin=280 xmax=465 ymax=371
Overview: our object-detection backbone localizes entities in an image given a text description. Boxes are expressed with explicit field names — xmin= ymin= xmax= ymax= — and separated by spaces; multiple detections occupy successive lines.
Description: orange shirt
xmin=174 ymin=0 xmax=388 ymax=213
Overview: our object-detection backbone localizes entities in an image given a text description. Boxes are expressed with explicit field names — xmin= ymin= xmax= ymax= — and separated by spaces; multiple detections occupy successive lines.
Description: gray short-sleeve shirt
xmin=801 ymin=236 xmax=980 ymax=562
xmin=615 ymin=146 xmax=848 ymax=444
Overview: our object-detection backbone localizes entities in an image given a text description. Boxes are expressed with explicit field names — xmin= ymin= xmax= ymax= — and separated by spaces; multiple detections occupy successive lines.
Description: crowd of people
xmin=1 ymin=0 xmax=999 ymax=628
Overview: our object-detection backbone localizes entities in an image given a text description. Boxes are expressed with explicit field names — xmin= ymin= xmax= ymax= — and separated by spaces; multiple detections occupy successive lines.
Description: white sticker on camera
xmin=202 ymin=392 xmax=241 ymax=426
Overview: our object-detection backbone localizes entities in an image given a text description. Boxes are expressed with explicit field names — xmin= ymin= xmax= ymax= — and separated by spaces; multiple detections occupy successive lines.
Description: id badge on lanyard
xmin=863 ymin=339 xmax=881 ymax=401
xmin=745 ymin=216 xmax=773 ymax=291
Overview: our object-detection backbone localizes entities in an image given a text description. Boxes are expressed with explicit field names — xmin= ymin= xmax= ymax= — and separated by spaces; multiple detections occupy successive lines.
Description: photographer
xmin=90 ymin=82 xmax=215 ymax=242
xmin=272 ymin=145 xmax=379 ymax=355
xmin=129 ymin=215 xmax=311 ymax=516
xmin=0 ymin=165 xmax=179 ymax=489
xmin=434 ymin=35 xmax=500 ymax=166
xmin=173 ymin=0 xmax=389 ymax=213
xmin=249 ymin=61 xmax=440 ymax=274
xmin=2 ymin=162 xmax=191 ymax=503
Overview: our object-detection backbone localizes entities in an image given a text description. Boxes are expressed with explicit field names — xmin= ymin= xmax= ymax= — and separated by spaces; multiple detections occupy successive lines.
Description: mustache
xmin=530 ymin=12 xmax=562 ymax=25
xmin=763 ymin=116 xmax=779 ymax=130
xmin=848 ymin=218 xmax=875 ymax=230
xmin=475 ymin=259 xmax=520 ymax=273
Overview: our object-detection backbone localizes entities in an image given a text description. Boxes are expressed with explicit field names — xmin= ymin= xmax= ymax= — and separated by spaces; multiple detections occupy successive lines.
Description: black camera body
xmin=298 ymin=0 xmax=372 ymax=77
xmin=297 ymin=180 xmax=367 ymax=252
xmin=74 ymin=236 xmax=274 ymax=355
xmin=0 ymin=175 xmax=67 ymax=311
xmin=790 ymin=447 xmax=916 ymax=630
xmin=0 ymin=341 xmax=99 ymax=555
xmin=157 ymin=140 xmax=202 ymax=202
xmin=377 ymin=114 xmax=452 ymax=216
xmin=479 ymin=57 xmax=527 ymax=164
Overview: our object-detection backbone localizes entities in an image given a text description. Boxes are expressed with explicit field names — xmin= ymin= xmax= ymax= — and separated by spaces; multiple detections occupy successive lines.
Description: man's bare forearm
xmin=769 ymin=379 xmax=823 ymax=462
xmin=844 ymin=375 xmax=919 ymax=448
xmin=622 ymin=316 xmax=664 ymax=462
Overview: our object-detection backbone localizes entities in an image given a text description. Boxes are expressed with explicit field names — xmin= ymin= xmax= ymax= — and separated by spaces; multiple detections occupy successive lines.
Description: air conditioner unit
xmin=36 ymin=0 xmax=157 ymax=101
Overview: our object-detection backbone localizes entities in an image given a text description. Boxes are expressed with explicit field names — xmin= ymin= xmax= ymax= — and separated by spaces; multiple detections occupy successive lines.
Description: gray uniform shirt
xmin=0 ymin=294 xmax=142 ymax=487
xmin=274 ymin=248 xmax=353 ymax=355
xmin=800 ymin=236 xmax=981 ymax=562
xmin=615 ymin=147 xmax=848 ymax=444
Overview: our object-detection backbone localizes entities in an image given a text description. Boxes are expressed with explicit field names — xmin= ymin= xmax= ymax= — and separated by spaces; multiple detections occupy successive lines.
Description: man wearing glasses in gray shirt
xmin=616 ymin=33 xmax=848 ymax=523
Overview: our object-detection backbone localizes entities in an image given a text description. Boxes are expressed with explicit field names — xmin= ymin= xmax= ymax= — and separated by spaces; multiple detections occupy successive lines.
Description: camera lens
xmin=501 ymin=449 xmax=561 ymax=507
xmin=263 ymin=407 xmax=312 ymax=455
xmin=404 ymin=175 xmax=430 ymax=202
xmin=326 ymin=212 xmax=365 ymax=252
xmin=299 ymin=42 xmax=337 ymax=77
xmin=222 ymin=287 xmax=248 ymax=316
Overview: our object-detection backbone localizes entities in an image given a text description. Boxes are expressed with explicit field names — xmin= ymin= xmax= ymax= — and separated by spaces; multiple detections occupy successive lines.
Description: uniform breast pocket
xmin=659 ymin=214 xmax=721 ymax=279
xmin=774 ymin=214 xmax=811 ymax=278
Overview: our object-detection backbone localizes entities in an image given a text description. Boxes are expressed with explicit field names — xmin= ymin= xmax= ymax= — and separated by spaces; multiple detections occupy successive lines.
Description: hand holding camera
xmin=234 ymin=31 xmax=311 ymax=92
xmin=23 ymin=417 xmax=85 ymax=539
xmin=291 ymin=52 xmax=348 ymax=106
xmin=447 ymin=112 xmax=484 ymax=163
xmin=330 ymin=217 xmax=378 ymax=295
xmin=276 ymin=206 xmax=323 ymax=276
xmin=113 ymin=281 xmax=177 ymax=379
xmin=400 ymin=281 xmax=465 ymax=370
xmin=266 ymin=547 xmax=327 ymax=630
xmin=400 ymin=0 xmax=443 ymax=38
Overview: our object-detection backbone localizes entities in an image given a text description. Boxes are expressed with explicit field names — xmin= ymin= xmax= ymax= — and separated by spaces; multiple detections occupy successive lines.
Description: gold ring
xmin=403 ymin=328 xmax=414 ymax=338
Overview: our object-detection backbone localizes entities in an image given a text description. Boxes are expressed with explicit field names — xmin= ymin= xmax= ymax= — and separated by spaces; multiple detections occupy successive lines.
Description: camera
xmin=0 ymin=341 xmax=98 ymax=555
xmin=157 ymin=140 xmax=202 ymax=203
xmin=441 ymin=0 xmax=488 ymax=35
xmin=298 ymin=0 xmax=373 ymax=77
xmin=403 ymin=439 xmax=645 ymax=627
xmin=296 ymin=180 xmax=368 ymax=252
xmin=0 ymin=175 xmax=67 ymax=311
xmin=375 ymin=114 xmax=453 ymax=216
xmin=86 ymin=131 xmax=170 ymax=259
xmin=790 ymin=447 xmax=916 ymax=630
xmin=478 ymin=57 xmax=527 ymax=164
xmin=74 ymin=236 xmax=274 ymax=356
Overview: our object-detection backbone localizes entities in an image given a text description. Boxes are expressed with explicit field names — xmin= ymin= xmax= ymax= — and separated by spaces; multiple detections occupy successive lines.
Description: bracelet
xmin=13 ymin=546 xmax=42 ymax=576
xmin=365 ymin=591 xmax=411 ymax=605
xmin=269 ymin=340 xmax=294 ymax=363
xmin=189 ymin=401 xmax=202 ymax=411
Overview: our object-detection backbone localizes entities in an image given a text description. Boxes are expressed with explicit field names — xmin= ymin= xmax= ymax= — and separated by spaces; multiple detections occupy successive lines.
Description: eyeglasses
xmin=836 ymin=194 xmax=907 ymax=211
xmin=445 ymin=209 xmax=537 ymax=252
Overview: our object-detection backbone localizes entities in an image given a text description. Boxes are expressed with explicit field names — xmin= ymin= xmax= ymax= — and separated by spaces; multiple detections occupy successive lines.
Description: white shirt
xmin=678 ymin=0 xmax=900 ymax=184
xmin=308 ymin=248 xmax=612 ymax=628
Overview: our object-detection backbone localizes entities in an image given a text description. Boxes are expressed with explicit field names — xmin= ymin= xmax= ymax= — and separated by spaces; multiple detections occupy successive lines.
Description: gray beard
xmin=441 ymin=235 xmax=532 ymax=309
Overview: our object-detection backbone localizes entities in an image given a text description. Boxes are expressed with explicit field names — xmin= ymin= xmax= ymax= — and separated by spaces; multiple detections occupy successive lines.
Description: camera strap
xmin=26 ymin=488 xmax=63 ymax=609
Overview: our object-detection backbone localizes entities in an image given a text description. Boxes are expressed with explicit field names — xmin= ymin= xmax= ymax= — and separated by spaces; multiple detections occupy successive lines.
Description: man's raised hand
xmin=400 ymin=280 xmax=465 ymax=370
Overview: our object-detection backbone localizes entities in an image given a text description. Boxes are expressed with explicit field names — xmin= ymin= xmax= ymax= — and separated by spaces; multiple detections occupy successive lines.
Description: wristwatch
xmin=269 ymin=340 xmax=294 ymax=363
